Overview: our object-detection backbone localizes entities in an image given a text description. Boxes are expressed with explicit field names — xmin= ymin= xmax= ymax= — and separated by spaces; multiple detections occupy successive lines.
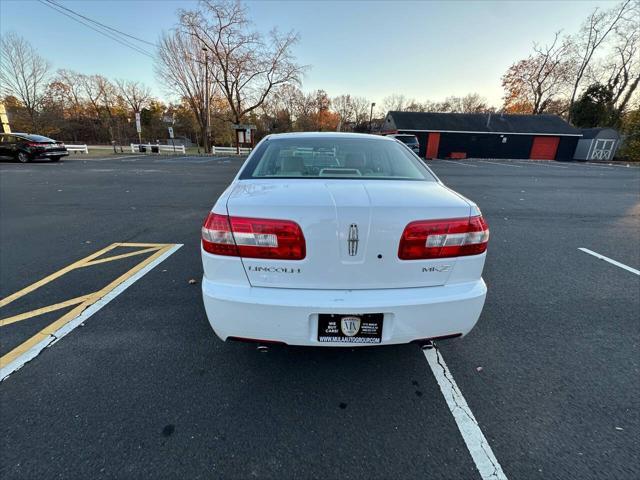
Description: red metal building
xmin=382 ymin=112 xmax=581 ymax=161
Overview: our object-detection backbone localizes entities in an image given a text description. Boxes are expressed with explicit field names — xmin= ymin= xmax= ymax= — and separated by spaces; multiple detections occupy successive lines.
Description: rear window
xmin=240 ymin=136 xmax=434 ymax=180
xmin=24 ymin=134 xmax=55 ymax=142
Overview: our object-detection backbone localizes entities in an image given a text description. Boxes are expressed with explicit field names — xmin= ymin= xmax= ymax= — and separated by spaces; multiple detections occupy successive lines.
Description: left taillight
xmin=201 ymin=212 xmax=306 ymax=260
xmin=398 ymin=215 xmax=489 ymax=260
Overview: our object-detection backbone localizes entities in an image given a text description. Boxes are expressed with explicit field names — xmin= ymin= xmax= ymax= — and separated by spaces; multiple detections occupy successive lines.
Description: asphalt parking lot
xmin=1 ymin=154 xmax=638 ymax=479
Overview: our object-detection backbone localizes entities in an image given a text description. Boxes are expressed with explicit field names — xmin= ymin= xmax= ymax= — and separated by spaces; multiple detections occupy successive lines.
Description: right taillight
xmin=398 ymin=215 xmax=489 ymax=260
xmin=201 ymin=212 xmax=306 ymax=260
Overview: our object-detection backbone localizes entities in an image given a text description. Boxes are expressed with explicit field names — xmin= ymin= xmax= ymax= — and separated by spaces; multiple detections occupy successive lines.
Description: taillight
xmin=398 ymin=216 xmax=489 ymax=260
xmin=201 ymin=212 xmax=306 ymax=260
xmin=27 ymin=142 xmax=47 ymax=147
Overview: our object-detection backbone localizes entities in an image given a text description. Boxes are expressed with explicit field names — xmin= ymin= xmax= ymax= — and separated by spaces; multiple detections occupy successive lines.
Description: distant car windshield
xmin=241 ymin=136 xmax=435 ymax=180
xmin=24 ymin=134 xmax=55 ymax=142
xmin=394 ymin=135 xmax=418 ymax=144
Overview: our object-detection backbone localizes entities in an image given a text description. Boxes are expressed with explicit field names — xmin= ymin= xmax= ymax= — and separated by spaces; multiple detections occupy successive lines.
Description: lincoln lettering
xmin=247 ymin=265 xmax=301 ymax=274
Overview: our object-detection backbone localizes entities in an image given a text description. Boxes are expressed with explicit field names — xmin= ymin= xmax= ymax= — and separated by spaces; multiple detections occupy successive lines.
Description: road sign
xmin=0 ymin=104 xmax=11 ymax=133
xmin=233 ymin=123 xmax=256 ymax=131
xmin=135 ymin=112 xmax=141 ymax=133
xmin=168 ymin=127 xmax=174 ymax=139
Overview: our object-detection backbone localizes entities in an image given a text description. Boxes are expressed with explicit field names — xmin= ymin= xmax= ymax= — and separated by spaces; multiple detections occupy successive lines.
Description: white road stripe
xmin=439 ymin=160 xmax=478 ymax=167
xmin=585 ymin=162 xmax=638 ymax=169
xmin=0 ymin=244 xmax=183 ymax=381
xmin=514 ymin=161 xmax=568 ymax=169
xmin=68 ymin=155 xmax=142 ymax=162
xmin=579 ymin=163 xmax=614 ymax=169
xmin=424 ymin=347 xmax=507 ymax=479
xmin=578 ymin=248 xmax=640 ymax=276
xmin=478 ymin=161 xmax=521 ymax=168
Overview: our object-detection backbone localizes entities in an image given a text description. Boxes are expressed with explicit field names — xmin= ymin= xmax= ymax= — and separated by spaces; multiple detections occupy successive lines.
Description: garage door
xmin=425 ymin=132 xmax=440 ymax=159
xmin=530 ymin=136 xmax=560 ymax=160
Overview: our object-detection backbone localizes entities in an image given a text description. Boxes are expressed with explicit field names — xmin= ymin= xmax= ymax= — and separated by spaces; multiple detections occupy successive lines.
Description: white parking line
xmin=155 ymin=157 xmax=217 ymax=164
xmin=424 ymin=346 xmax=507 ymax=479
xmin=579 ymin=163 xmax=614 ymax=169
xmin=514 ymin=161 xmax=568 ymax=169
xmin=585 ymin=162 xmax=639 ymax=169
xmin=0 ymin=244 xmax=183 ymax=381
xmin=69 ymin=155 xmax=142 ymax=162
xmin=478 ymin=161 xmax=521 ymax=168
xmin=578 ymin=248 xmax=640 ymax=275
xmin=439 ymin=160 xmax=478 ymax=167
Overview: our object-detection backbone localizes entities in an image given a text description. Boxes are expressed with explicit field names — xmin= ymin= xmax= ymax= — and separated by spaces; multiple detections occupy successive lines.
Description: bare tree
xmin=116 ymin=79 xmax=151 ymax=143
xmin=404 ymin=100 xmax=426 ymax=112
xmin=265 ymin=83 xmax=305 ymax=120
xmin=502 ymin=32 xmax=573 ymax=114
xmin=179 ymin=0 xmax=305 ymax=126
xmin=351 ymin=96 xmax=371 ymax=125
xmin=155 ymin=29 xmax=216 ymax=148
xmin=460 ymin=93 xmax=490 ymax=113
xmin=567 ymin=0 xmax=634 ymax=121
xmin=382 ymin=94 xmax=408 ymax=112
xmin=591 ymin=8 xmax=640 ymax=113
xmin=116 ymin=79 xmax=151 ymax=113
xmin=79 ymin=74 xmax=123 ymax=147
xmin=0 ymin=33 xmax=51 ymax=130
xmin=54 ymin=70 xmax=85 ymax=118
xmin=332 ymin=94 xmax=354 ymax=130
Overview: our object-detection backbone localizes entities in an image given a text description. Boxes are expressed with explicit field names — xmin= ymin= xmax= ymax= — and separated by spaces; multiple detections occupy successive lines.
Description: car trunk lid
xmin=226 ymin=180 xmax=472 ymax=289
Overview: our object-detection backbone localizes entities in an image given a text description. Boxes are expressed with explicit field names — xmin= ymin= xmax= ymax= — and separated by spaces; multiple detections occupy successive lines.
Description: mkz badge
xmin=340 ymin=316 xmax=361 ymax=336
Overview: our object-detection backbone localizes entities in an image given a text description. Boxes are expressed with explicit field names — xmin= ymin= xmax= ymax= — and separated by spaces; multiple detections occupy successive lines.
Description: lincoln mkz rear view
xmin=201 ymin=133 xmax=489 ymax=347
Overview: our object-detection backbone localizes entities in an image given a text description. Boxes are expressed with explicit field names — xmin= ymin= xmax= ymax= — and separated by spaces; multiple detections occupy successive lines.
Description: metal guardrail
xmin=211 ymin=146 xmax=252 ymax=155
xmin=130 ymin=143 xmax=186 ymax=154
xmin=65 ymin=144 xmax=89 ymax=154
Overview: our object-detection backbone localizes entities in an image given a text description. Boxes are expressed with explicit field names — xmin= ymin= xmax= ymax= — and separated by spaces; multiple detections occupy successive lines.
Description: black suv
xmin=387 ymin=134 xmax=420 ymax=155
xmin=0 ymin=133 xmax=69 ymax=163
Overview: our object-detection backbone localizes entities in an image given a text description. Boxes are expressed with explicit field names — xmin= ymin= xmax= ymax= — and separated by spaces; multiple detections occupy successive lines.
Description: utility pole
xmin=369 ymin=102 xmax=376 ymax=133
xmin=202 ymin=46 xmax=210 ymax=154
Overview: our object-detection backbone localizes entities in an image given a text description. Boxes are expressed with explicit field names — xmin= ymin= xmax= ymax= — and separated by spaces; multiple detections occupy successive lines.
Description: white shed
xmin=573 ymin=128 xmax=620 ymax=161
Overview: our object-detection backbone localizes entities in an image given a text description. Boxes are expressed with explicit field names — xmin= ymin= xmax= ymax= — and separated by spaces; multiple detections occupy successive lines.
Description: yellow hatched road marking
xmin=0 ymin=243 xmax=172 ymax=308
xmin=0 ymin=293 xmax=95 ymax=327
xmin=81 ymin=246 xmax=163 ymax=267
xmin=118 ymin=243 xmax=174 ymax=248
xmin=0 ymin=243 xmax=119 ymax=308
xmin=0 ymin=243 xmax=176 ymax=368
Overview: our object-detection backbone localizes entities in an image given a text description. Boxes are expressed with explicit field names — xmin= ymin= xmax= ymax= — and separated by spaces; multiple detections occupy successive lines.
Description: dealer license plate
xmin=317 ymin=313 xmax=383 ymax=344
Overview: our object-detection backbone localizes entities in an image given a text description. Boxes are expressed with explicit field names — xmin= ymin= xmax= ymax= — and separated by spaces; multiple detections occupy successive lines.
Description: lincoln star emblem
xmin=340 ymin=316 xmax=361 ymax=336
xmin=348 ymin=223 xmax=359 ymax=256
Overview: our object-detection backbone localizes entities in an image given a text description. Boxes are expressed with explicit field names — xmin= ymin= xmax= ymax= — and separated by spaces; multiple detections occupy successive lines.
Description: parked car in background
xmin=386 ymin=133 xmax=420 ymax=154
xmin=0 ymin=133 xmax=68 ymax=163
xmin=201 ymin=133 xmax=489 ymax=347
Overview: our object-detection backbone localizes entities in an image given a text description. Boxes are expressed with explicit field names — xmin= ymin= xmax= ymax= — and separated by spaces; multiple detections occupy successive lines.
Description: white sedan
xmin=201 ymin=133 xmax=489 ymax=346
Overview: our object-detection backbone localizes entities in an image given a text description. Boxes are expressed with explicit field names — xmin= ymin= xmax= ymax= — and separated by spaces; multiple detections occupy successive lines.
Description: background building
xmin=382 ymin=112 xmax=582 ymax=160
xmin=573 ymin=128 xmax=621 ymax=161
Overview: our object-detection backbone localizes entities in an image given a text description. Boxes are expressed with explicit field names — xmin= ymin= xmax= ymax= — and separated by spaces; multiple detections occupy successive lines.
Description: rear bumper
xmin=37 ymin=151 xmax=69 ymax=158
xmin=29 ymin=149 xmax=69 ymax=158
xmin=202 ymin=279 xmax=487 ymax=346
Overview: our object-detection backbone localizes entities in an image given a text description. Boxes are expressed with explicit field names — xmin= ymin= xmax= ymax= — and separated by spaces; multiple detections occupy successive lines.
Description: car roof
xmin=264 ymin=132 xmax=394 ymax=142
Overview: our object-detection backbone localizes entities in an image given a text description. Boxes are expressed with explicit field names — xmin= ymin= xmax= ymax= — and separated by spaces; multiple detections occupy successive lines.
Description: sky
xmin=0 ymin=0 xmax=616 ymax=109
